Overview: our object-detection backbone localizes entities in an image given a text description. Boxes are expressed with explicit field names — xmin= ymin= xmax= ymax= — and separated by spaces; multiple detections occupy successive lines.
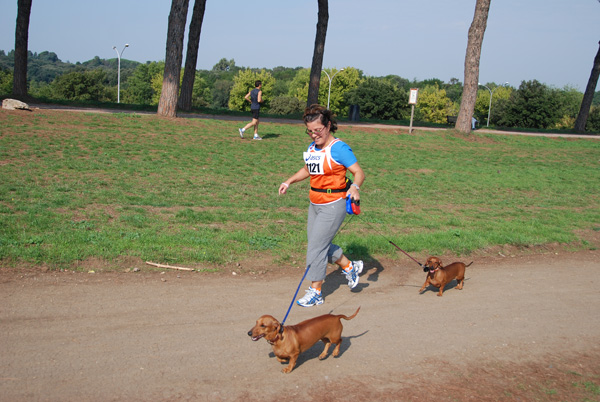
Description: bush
xmin=123 ymin=62 xmax=164 ymax=105
xmin=586 ymin=105 xmax=600 ymax=132
xmin=344 ymin=78 xmax=409 ymax=120
xmin=496 ymin=80 xmax=560 ymax=129
xmin=475 ymin=84 xmax=512 ymax=125
xmin=414 ymin=84 xmax=457 ymax=124
xmin=211 ymin=80 xmax=233 ymax=109
xmin=0 ymin=69 xmax=12 ymax=94
xmin=191 ymin=75 xmax=211 ymax=108
xmin=50 ymin=69 xmax=110 ymax=102
xmin=268 ymin=96 xmax=304 ymax=115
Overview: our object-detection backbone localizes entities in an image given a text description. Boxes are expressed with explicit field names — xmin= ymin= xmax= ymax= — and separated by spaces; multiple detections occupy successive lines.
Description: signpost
xmin=408 ymin=88 xmax=418 ymax=133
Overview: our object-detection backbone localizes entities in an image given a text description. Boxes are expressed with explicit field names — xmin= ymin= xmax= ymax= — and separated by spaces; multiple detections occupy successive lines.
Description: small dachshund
xmin=248 ymin=307 xmax=360 ymax=373
xmin=419 ymin=256 xmax=472 ymax=296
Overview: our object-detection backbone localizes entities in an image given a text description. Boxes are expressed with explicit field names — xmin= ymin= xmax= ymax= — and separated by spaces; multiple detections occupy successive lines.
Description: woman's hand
xmin=347 ymin=185 xmax=360 ymax=201
xmin=279 ymin=182 xmax=289 ymax=195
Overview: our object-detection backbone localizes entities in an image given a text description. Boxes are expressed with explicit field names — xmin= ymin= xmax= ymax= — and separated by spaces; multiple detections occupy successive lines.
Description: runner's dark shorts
xmin=251 ymin=108 xmax=260 ymax=119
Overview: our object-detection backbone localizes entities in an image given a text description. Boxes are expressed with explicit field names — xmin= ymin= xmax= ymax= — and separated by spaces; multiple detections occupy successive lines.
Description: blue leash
xmin=279 ymin=264 xmax=311 ymax=332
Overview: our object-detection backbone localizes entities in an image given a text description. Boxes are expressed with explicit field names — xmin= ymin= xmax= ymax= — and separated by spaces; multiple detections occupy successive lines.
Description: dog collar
xmin=267 ymin=333 xmax=281 ymax=345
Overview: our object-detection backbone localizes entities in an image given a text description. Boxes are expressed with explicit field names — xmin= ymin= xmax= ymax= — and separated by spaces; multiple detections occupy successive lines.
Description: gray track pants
xmin=305 ymin=198 xmax=346 ymax=282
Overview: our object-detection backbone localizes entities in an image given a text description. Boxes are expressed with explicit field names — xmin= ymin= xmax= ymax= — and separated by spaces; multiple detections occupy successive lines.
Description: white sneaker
xmin=343 ymin=260 xmax=363 ymax=289
xmin=238 ymin=128 xmax=244 ymax=139
xmin=253 ymin=135 xmax=262 ymax=140
xmin=296 ymin=287 xmax=324 ymax=307
xmin=354 ymin=260 xmax=364 ymax=275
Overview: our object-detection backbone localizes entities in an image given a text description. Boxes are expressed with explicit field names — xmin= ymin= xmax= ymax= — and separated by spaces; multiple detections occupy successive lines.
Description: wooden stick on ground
xmin=145 ymin=261 xmax=195 ymax=271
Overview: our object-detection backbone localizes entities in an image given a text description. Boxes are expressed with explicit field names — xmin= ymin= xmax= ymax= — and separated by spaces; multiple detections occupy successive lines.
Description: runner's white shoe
xmin=296 ymin=287 xmax=324 ymax=307
xmin=343 ymin=260 xmax=363 ymax=289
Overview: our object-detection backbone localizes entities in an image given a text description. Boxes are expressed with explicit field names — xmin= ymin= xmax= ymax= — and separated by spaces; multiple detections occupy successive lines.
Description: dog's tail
xmin=339 ymin=306 xmax=360 ymax=321
xmin=466 ymin=261 xmax=474 ymax=267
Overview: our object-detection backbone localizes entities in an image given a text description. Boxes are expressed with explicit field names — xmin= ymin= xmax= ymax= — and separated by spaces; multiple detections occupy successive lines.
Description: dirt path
xmin=29 ymin=104 xmax=600 ymax=139
xmin=1 ymin=250 xmax=600 ymax=401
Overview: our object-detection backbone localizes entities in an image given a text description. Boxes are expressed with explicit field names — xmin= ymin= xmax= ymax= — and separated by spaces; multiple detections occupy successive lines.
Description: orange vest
xmin=304 ymin=139 xmax=348 ymax=204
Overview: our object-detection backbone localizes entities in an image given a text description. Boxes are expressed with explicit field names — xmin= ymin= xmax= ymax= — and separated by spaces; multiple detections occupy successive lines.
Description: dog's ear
xmin=266 ymin=316 xmax=280 ymax=332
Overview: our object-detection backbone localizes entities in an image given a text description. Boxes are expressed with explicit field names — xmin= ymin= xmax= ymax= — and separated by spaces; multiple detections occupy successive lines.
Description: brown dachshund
xmin=248 ymin=307 xmax=360 ymax=373
xmin=419 ymin=256 xmax=473 ymax=296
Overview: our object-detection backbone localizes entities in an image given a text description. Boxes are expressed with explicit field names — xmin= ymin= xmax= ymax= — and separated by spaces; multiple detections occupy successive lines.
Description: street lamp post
xmin=323 ymin=68 xmax=344 ymax=110
xmin=112 ymin=44 xmax=129 ymax=103
xmin=478 ymin=81 xmax=508 ymax=126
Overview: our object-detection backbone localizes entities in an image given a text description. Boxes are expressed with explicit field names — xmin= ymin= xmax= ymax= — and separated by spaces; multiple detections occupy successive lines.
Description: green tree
xmin=497 ymin=80 xmax=560 ymax=129
xmin=26 ymin=80 xmax=44 ymax=98
xmin=50 ymin=70 xmax=110 ymax=101
xmin=383 ymin=75 xmax=411 ymax=91
xmin=344 ymin=77 xmax=409 ymax=120
xmin=415 ymin=85 xmax=458 ymax=124
xmin=272 ymin=66 xmax=303 ymax=81
xmin=444 ymin=78 xmax=463 ymax=103
xmin=0 ymin=69 xmax=13 ymax=94
xmin=28 ymin=79 xmax=52 ymax=99
xmin=319 ymin=67 xmax=361 ymax=115
xmin=553 ymin=85 xmax=584 ymax=129
xmin=416 ymin=78 xmax=444 ymax=88
xmin=269 ymin=96 xmax=304 ymax=115
xmin=586 ymin=105 xmax=600 ymax=132
xmin=474 ymin=84 xmax=512 ymax=125
xmin=228 ymin=69 xmax=274 ymax=111
xmin=0 ymin=50 xmax=10 ymax=70
xmin=288 ymin=68 xmax=311 ymax=102
xmin=212 ymin=58 xmax=236 ymax=72
xmin=271 ymin=66 xmax=302 ymax=97
xmin=211 ymin=79 xmax=233 ymax=108
xmin=190 ymin=74 xmax=211 ymax=108
xmin=272 ymin=79 xmax=290 ymax=97
xmin=287 ymin=67 xmax=360 ymax=115
xmin=122 ymin=61 xmax=164 ymax=105
xmin=151 ymin=71 xmax=165 ymax=105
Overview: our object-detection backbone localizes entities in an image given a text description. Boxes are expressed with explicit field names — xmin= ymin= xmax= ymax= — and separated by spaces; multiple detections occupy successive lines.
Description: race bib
xmin=304 ymin=152 xmax=325 ymax=175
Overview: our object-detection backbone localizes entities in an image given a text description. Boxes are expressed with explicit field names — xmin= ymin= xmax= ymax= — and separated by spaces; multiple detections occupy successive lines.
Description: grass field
xmin=1 ymin=109 xmax=599 ymax=271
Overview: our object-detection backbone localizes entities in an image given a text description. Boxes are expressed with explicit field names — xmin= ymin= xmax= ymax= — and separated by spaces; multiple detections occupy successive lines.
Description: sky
xmin=1 ymin=0 xmax=599 ymax=91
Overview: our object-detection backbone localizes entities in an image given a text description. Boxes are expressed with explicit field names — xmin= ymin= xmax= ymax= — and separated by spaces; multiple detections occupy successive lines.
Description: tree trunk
xmin=178 ymin=0 xmax=207 ymax=112
xmin=456 ymin=0 xmax=491 ymax=133
xmin=574 ymin=41 xmax=600 ymax=133
xmin=12 ymin=0 xmax=32 ymax=98
xmin=157 ymin=0 xmax=190 ymax=117
xmin=307 ymin=0 xmax=328 ymax=107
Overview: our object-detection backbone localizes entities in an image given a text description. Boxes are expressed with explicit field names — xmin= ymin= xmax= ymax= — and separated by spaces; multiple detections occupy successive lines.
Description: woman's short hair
xmin=303 ymin=104 xmax=338 ymax=134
